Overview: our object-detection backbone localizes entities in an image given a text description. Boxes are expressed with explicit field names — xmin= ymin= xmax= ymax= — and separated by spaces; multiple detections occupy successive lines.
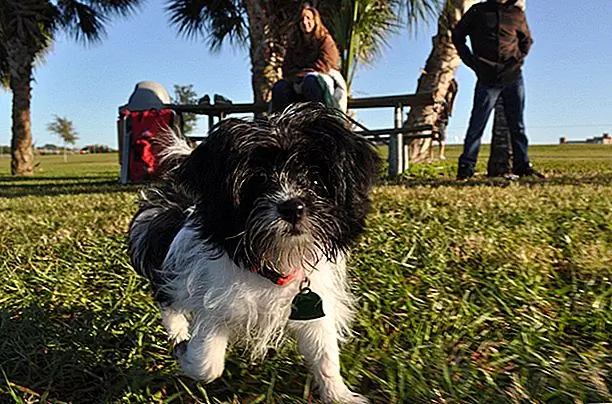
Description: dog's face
xmin=176 ymin=103 xmax=381 ymax=274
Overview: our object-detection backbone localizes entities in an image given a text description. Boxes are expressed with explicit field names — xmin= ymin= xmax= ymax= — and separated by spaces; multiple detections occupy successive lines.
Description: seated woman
xmin=271 ymin=6 xmax=342 ymax=112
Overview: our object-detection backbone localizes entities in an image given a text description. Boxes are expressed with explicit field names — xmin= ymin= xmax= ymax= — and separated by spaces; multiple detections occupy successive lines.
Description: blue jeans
xmin=270 ymin=76 xmax=325 ymax=112
xmin=459 ymin=76 xmax=531 ymax=173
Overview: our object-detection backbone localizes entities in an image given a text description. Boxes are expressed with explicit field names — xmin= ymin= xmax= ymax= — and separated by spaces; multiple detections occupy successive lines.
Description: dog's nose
xmin=278 ymin=198 xmax=307 ymax=224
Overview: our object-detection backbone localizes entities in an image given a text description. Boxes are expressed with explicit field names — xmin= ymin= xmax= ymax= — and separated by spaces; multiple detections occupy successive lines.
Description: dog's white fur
xmin=130 ymin=213 xmax=367 ymax=403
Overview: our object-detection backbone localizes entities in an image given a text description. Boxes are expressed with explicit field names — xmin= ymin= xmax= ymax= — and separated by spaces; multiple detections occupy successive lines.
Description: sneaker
xmin=515 ymin=164 xmax=546 ymax=179
xmin=503 ymin=173 xmax=520 ymax=181
xmin=457 ymin=164 xmax=475 ymax=180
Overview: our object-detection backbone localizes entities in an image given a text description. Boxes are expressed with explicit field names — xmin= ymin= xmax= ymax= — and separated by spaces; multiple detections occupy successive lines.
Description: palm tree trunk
xmin=404 ymin=0 xmax=478 ymax=163
xmin=487 ymin=97 xmax=512 ymax=176
xmin=7 ymin=43 xmax=35 ymax=176
xmin=244 ymin=0 xmax=284 ymax=107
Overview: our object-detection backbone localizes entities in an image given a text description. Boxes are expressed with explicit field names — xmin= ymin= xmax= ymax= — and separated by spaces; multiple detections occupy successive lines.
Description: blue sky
xmin=1 ymin=0 xmax=612 ymax=148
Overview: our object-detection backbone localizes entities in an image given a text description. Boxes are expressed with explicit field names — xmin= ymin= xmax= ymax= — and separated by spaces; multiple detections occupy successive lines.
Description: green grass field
xmin=0 ymin=145 xmax=611 ymax=403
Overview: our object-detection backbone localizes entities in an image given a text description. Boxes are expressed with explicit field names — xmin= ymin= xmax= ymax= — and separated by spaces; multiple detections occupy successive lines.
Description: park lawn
xmin=0 ymin=145 xmax=610 ymax=403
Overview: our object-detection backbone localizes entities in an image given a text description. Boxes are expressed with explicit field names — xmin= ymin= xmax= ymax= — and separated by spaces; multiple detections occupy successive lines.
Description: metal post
xmin=400 ymin=106 xmax=410 ymax=173
xmin=389 ymin=103 xmax=404 ymax=176
xmin=119 ymin=116 xmax=130 ymax=184
xmin=388 ymin=122 xmax=399 ymax=177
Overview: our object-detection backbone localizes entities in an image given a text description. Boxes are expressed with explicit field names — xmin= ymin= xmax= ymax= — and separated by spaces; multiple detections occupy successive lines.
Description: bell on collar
xmin=289 ymin=287 xmax=325 ymax=321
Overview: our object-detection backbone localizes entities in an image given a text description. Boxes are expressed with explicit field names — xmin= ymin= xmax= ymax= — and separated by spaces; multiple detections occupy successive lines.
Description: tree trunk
xmin=244 ymin=0 xmax=285 ymax=107
xmin=7 ymin=40 xmax=35 ymax=176
xmin=487 ymin=98 xmax=512 ymax=176
xmin=404 ymin=0 xmax=478 ymax=163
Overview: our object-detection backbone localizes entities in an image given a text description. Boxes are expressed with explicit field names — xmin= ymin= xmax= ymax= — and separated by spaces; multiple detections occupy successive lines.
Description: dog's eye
xmin=255 ymin=172 xmax=268 ymax=182
xmin=310 ymin=176 xmax=329 ymax=195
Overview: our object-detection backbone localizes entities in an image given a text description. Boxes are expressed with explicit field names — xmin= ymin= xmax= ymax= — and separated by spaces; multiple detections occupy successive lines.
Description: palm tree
xmin=323 ymin=0 xmax=400 ymax=91
xmin=403 ymin=0 xmax=478 ymax=163
xmin=0 ymin=0 xmax=143 ymax=176
xmin=47 ymin=115 xmax=79 ymax=162
xmin=166 ymin=0 xmax=298 ymax=106
xmin=165 ymin=0 xmax=439 ymax=103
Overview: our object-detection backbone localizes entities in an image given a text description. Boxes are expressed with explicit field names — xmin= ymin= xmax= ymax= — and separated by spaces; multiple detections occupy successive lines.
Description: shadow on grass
xmin=2 ymin=172 xmax=610 ymax=198
xmin=0 ymin=175 xmax=114 ymax=183
xmin=392 ymin=173 xmax=612 ymax=188
xmin=0 ymin=302 xmax=311 ymax=402
xmin=0 ymin=179 xmax=143 ymax=198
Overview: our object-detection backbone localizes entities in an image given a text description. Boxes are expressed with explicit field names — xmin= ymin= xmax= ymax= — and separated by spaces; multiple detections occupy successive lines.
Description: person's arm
xmin=516 ymin=11 xmax=533 ymax=57
xmin=313 ymin=35 xmax=340 ymax=73
xmin=452 ymin=7 xmax=477 ymax=70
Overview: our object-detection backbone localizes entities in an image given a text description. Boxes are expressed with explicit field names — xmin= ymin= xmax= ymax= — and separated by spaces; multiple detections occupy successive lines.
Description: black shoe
xmin=457 ymin=164 xmax=475 ymax=180
xmin=214 ymin=94 xmax=233 ymax=105
xmin=515 ymin=164 xmax=546 ymax=179
xmin=486 ymin=163 xmax=511 ymax=178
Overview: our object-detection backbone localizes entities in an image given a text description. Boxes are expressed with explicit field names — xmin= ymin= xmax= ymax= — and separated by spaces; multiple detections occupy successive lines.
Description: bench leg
xmin=389 ymin=104 xmax=408 ymax=176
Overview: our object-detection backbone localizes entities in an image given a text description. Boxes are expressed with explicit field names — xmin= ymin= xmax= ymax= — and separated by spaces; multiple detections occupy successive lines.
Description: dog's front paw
xmin=326 ymin=392 xmax=369 ymax=404
xmin=174 ymin=340 xmax=225 ymax=383
xmin=319 ymin=385 xmax=369 ymax=404
xmin=343 ymin=393 xmax=370 ymax=404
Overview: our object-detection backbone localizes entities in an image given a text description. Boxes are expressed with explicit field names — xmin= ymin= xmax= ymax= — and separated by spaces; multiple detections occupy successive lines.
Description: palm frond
xmin=325 ymin=0 xmax=402 ymax=88
xmin=0 ymin=0 xmax=58 ymax=52
xmin=353 ymin=1 xmax=401 ymax=65
xmin=397 ymin=0 xmax=443 ymax=33
xmin=165 ymin=0 xmax=248 ymax=52
xmin=57 ymin=0 xmax=108 ymax=43
xmin=54 ymin=0 xmax=144 ymax=44
xmin=90 ymin=0 xmax=145 ymax=17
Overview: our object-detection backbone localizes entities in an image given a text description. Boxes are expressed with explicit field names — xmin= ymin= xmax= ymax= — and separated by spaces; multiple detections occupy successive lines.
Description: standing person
xmin=270 ymin=6 xmax=341 ymax=112
xmin=452 ymin=0 xmax=544 ymax=179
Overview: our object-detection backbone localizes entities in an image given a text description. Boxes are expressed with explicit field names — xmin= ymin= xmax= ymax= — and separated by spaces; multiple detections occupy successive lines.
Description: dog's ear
xmin=301 ymin=106 xmax=382 ymax=199
xmin=344 ymin=133 xmax=382 ymax=197
xmin=173 ymin=118 xmax=248 ymax=203
xmin=174 ymin=140 xmax=211 ymax=200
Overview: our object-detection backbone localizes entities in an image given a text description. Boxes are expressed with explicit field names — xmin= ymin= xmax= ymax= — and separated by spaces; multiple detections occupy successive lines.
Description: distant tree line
xmin=0 ymin=144 xmax=116 ymax=155
xmin=80 ymin=144 xmax=116 ymax=153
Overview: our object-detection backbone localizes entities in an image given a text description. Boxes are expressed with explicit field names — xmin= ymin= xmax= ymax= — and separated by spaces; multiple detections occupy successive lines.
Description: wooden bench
xmin=164 ymin=92 xmax=437 ymax=176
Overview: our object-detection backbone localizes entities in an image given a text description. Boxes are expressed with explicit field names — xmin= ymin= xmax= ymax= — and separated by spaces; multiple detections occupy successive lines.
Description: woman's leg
xmin=301 ymin=75 xmax=326 ymax=104
xmin=271 ymin=79 xmax=296 ymax=112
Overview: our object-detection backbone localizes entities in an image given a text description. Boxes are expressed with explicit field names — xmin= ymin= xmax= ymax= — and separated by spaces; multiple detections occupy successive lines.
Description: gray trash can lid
xmin=120 ymin=81 xmax=171 ymax=112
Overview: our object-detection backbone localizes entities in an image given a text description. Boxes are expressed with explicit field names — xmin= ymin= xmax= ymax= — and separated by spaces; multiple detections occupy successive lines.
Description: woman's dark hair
xmin=290 ymin=6 xmax=330 ymax=48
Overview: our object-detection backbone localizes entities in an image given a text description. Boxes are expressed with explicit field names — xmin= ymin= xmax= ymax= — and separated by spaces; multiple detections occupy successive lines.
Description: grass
xmin=0 ymin=145 xmax=611 ymax=403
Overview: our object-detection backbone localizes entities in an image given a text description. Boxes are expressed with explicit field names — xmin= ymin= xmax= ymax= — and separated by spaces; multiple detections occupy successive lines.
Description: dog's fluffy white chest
xmin=162 ymin=225 xmax=353 ymax=358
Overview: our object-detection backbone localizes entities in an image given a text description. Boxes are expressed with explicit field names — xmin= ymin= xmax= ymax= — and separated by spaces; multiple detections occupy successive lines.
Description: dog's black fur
xmin=129 ymin=103 xmax=381 ymax=303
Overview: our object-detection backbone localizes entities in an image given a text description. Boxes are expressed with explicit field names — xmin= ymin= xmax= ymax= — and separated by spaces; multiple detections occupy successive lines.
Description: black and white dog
xmin=128 ymin=103 xmax=380 ymax=402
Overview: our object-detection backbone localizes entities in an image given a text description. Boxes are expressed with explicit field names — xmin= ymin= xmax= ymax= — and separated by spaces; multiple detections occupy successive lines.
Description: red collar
xmin=251 ymin=266 xmax=301 ymax=286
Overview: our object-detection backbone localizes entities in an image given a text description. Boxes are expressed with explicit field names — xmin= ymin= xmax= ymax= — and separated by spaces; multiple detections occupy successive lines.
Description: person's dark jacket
xmin=452 ymin=0 xmax=533 ymax=85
